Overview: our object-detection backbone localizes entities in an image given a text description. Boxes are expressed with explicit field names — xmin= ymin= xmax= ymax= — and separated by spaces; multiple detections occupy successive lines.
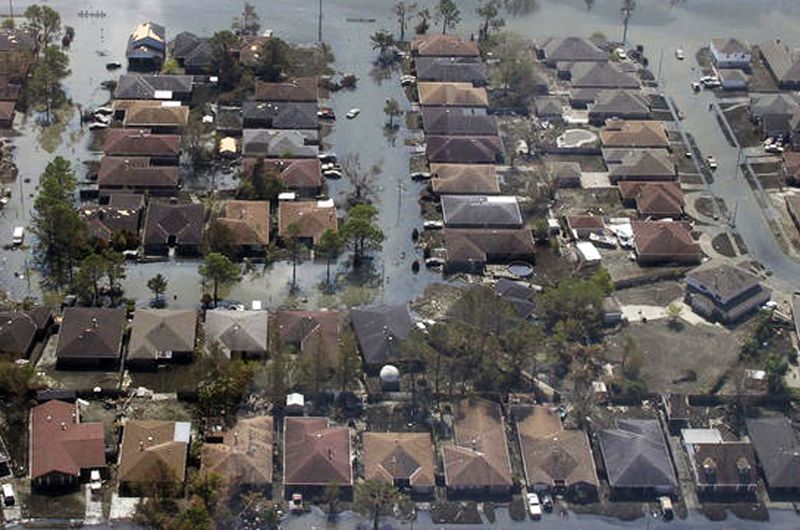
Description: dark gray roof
xmin=56 ymin=308 xmax=126 ymax=361
xmin=606 ymin=150 xmax=675 ymax=180
xmin=242 ymin=101 xmax=319 ymax=129
xmin=570 ymin=62 xmax=640 ymax=89
xmin=421 ymin=107 xmax=498 ymax=136
xmin=170 ymin=32 xmax=213 ymax=70
xmin=712 ymin=38 xmax=751 ymax=55
xmin=758 ymin=41 xmax=800 ymax=85
xmin=426 ymin=135 xmax=504 ymax=164
xmin=535 ymin=96 xmax=563 ymax=118
xmin=750 ymin=93 xmax=799 ymax=120
xmin=442 ymin=195 xmax=522 ymax=228
xmin=543 ymin=36 xmax=607 ymax=64
xmin=589 ymin=89 xmax=650 ymax=118
xmin=746 ymin=418 xmax=800 ymax=490
xmin=142 ymin=203 xmax=205 ymax=247
xmin=415 ymin=57 xmax=487 ymax=84
xmin=599 ymin=419 xmax=677 ymax=490
xmin=550 ymin=161 xmax=582 ymax=181
xmin=350 ymin=305 xmax=412 ymax=366
xmin=242 ymin=129 xmax=319 ymax=158
xmin=687 ymin=265 xmax=761 ymax=301
xmin=128 ymin=309 xmax=197 ymax=361
xmin=494 ymin=279 xmax=536 ymax=319
xmin=217 ymin=107 xmax=243 ymax=132
xmin=115 ymin=75 xmax=193 ymax=100
xmin=205 ymin=310 xmax=268 ymax=357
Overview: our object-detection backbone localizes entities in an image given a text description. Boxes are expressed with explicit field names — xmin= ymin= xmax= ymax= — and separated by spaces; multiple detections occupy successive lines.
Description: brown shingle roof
xmin=276 ymin=310 xmax=340 ymax=368
xmin=278 ymin=200 xmax=337 ymax=244
xmin=242 ymin=158 xmax=322 ymax=190
xmin=283 ymin=417 xmax=352 ymax=487
xmin=442 ymin=398 xmax=513 ymax=489
xmin=411 ymin=34 xmax=479 ymax=57
xmin=515 ymin=405 xmax=599 ymax=490
xmin=103 ymin=129 xmax=180 ymax=157
xmin=255 ymin=76 xmax=318 ymax=102
xmin=201 ymin=416 xmax=273 ymax=489
xmin=128 ymin=309 xmax=198 ymax=361
xmin=426 ymin=135 xmax=504 ymax=164
xmin=600 ymin=120 xmax=669 ymax=148
xmin=56 ymin=308 xmax=125 ymax=361
xmin=635 ymin=182 xmax=685 ymax=216
xmin=0 ymin=100 xmax=15 ymax=121
xmin=143 ymin=202 xmax=205 ymax=248
xmin=363 ymin=432 xmax=435 ymax=487
xmin=443 ymin=229 xmax=535 ymax=265
xmin=218 ymin=200 xmax=270 ymax=246
xmin=30 ymin=400 xmax=105 ymax=480
xmin=417 ymin=82 xmax=488 ymax=107
xmin=118 ymin=420 xmax=191 ymax=484
xmin=567 ymin=215 xmax=604 ymax=230
xmin=632 ymin=221 xmax=701 ymax=263
xmin=431 ymin=164 xmax=500 ymax=194
xmin=0 ymin=311 xmax=37 ymax=356
xmin=122 ymin=103 xmax=189 ymax=128
xmin=98 ymin=156 xmax=180 ymax=190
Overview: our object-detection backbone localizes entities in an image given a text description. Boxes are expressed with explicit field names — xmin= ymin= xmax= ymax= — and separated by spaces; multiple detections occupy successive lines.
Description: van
xmin=12 ymin=226 xmax=23 ymax=246
xmin=2 ymin=483 xmax=15 ymax=506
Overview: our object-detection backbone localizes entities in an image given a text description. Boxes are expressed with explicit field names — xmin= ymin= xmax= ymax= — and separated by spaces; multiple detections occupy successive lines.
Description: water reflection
xmin=504 ymin=0 xmax=540 ymax=17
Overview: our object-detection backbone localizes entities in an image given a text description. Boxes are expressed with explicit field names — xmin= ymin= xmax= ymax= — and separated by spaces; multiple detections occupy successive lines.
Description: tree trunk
xmin=213 ymin=280 xmax=219 ymax=307
xmin=442 ymin=19 xmax=447 ymax=34
xmin=373 ymin=509 xmax=379 ymax=530
xmin=292 ymin=255 xmax=297 ymax=292
xmin=326 ymin=256 xmax=332 ymax=287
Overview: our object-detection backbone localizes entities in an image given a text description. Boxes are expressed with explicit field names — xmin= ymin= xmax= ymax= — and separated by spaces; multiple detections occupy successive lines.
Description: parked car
xmin=346 ymin=108 xmax=361 ymax=119
xmin=527 ymin=492 xmax=542 ymax=519
xmin=2 ymin=483 xmax=15 ymax=507
xmin=318 ymin=152 xmax=337 ymax=163
xmin=707 ymin=155 xmax=718 ymax=169
xmin=542 ymin=493 xmax=554 ymax=512
xmin=12 ymin=226 xmax=24 ymax=246
xmin=317 ymin=107 xmax=335 ymax=120
xmin=411 ymin=171 xmax=431 ymax=181
xmin=423 ymin=220 xmax=444 ymax=230
xmin=323 ymin=169 xmax=343 ymax=179
xmin=400 ymin=74 xmax=416 ymax=86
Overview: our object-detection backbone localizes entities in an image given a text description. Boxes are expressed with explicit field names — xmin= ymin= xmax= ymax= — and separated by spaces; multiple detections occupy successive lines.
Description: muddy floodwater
xmin=4 ymin=0 xmax=800 ymax=527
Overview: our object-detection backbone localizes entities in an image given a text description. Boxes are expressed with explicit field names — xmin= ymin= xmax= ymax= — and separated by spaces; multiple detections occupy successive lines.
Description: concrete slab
xmin=580 ymin=172 xmax=612 ymax=188
xmin=109 ymin=493 xmax=139 ymax=521
xmin=84 ymin=484 xmax=103 ymax=525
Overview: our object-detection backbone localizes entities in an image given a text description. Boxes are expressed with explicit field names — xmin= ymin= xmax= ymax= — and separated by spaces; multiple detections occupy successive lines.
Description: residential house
xmin=710 ymin=38 xmax=752 ymax=68
xmin=603 ymin=296 xmax=623 ymax=325
xmin=216 ymin=107 xmax=243 ymax=136
xmin=745 ymin=417 xmax=800 ymax=495
xmin=201 ymin=416 xmax=273 ymax=494
xmin=539 ymin=36 xmax=607 ymax=67
xmin=684 ymin=434 xmax=757 ymax=496
xmin=350 ymin=305 xmax=412 ymax=369
xmin=604 ymin=149 xmax=677 ymax=183
xmin=570 ymin=87 xmax=603 ymax=108
xmin=426 ymin=135 xmax=504 ymax=164
xmin=30 ymin=400 xmax=105 ymax=490
xmin=550 ymin=161 xmax=582 ymax=188
xmin=205 ymin=310 xmax=269 ymax=359
xmin=169 ymin=32 xmax=213 ymax=74
xmin=242 ymin=101 xmax=319 ymax=130
xmin=276 ymin=310 xmax=341 ymax=369
xmin=115 ymin=75 xmax=194 ymax=101
xmin=127 ymin=309 xmax=197 ymax=369
xmin=417 ymin=82 xmax=489 ymax=107
xmin=568 ymin=62 xmax=640 ymax=89
xmin=410 ymin=34 xmax=480 ymax=57
xmin=242 ymin=158 xmax=322 ymax=196
xmin=127 ymin=22 xmax=166 ymax=70
xmin=121 ymin=102 xmax=189 ymax=132
xmin=442 ymin=398 xmax=513 ymax=497
xmin=600 ymin=120 xmax=670 ymax=148
xmin=97 ymin=156 xmax=180 ymax=195
xmin=442 ymin=229 xmax=535 ymax=274
xmin=0 ymin=78 xmax=21 ymax=102
xmin=255 ymin=77 xmax=319 ymax=102
xmin=749 ymin=93 xmax=799 ymax=138
xmin=283 ymin=417 xmax=352 ymax=497
xmin=514 ymin=405 xmax=599 ymax=501
xmin=81 ymin=194 xmax=144 ymax=244
xmin=103 ymin=129 xmax=180 ymax=165
xmin=566 ymin=215 xmax=604 ymax=240
xmin=758 ymin=40 xmax=800 ymax=89
xmin=421 ymin=108 xmax=498 ymax=136
xmin=415 ymin=57 xmax=487 ymax=85
xmin=0 ymin=308 xmax=53 ymax=358
xmin=588 ymin=90 xmax=651 ymax=124
xmin=363 ymin=433 xmax=435 ymax=496
xmin=441 ymin=195 xmax=522 ymax=229
xmin=783 ymin=152 xmax=800 ymax=185
xmin=56 ymin=308 xmax=125 ymax=369
xmin=685 ymin=264 xmax=771 ymax=323
xmin=236 ymin=35 xmax=270 ymax=66
xmin=118 ymin=420 xmax=191 ymax=495
xmin=216 ymin=200 xmax=271 ymax=255
xmin=278 ymin=199 xmax=337 ymax=245
xmin=142 ymin=202 xmax=204 ymax=256
xmin=494 ymin=278 xmax=537 ymax=319
xmin=242 ymin=129 xmax=319 ymax=158
xmin=631 ymin=221 xmax=702 ymax=264
xmin=0 ymin=100 xmax=15 ymax=128
xmin=598 ymin=419 xmax=678 ymax=497
xmin=786 ymin=195 xmax=800 ymax=234
xmin=430 ymin=164 xmax=500 ymax=195
xmin=0 ymin=30 xmax=36 ymax=84
xmin=535 ymin=96 xmax=564 ymax=121
xmin=618 ymin=181 xmax=684 ymax=217
xmin=719 ymin=68 xmax=749 ymax=91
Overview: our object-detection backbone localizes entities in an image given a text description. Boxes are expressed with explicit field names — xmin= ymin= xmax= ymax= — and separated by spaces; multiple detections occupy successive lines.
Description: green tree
xmin=284 ymin=222 xmax=303 ymax=293
xmin=232 ymin=2 xmax=261 ymax=35
xmin=205 ymin=219 xmax=239 ymax=259
xmin=341 ymin=154 xmax=378 ymax=205
xmin=0 ymin=361 xmax=39 ymax=396
xmin=300 ymin=331 xmax=331 ymax=396
xmin=210 ymin=30 xmax=242 ymax=90
xmin=147 ymin=273 xmax=169 ymax=307
xmin=75 ymin=253 xmax=105 ymax=306
xmin=667 ymin=303 xmax=683 ymax=329
xmin=620 ymin=0 xmax=636 ymax=44
xmin=370 ymin=30 xmax=396 ymax=66
xmin=243 ymin=158 xmax=284 ymax=200
xmin=434 ymin=0 xmax=461 ymax=34
xmin=392 ymin=2 xmax=417 ymax=42
xmin=28 ymin=45 xmax=70 ymax=123
xmin=161 ymin=58 xmax=182 ymax=74
xmin=24 ymin=5 xmax=61 ymax=55
xmin=540 ymin=269 xmax=613 ymax=341
xmin=199 ymin=252 xmax=242 ymax=307
xmin=170 ymin=498 xmax=213 ymax=530
xmin=341 ymin=205 xmax=384 ymax=267
xmin=502 ymin=321 xmax=543 ymax=384
xmin=265 ymin=325 xmax=292 ymax=407
xmin=32 ymin=156 xmax=84 ymax=285
xmin=383 ymin=98 xmax=401 ymax=128
xmin=533 ymin=218 xmax=550 ymax=242
xmin=476 ymin=0 xmax=505 ymax=42
xmin=102 ymin=249 xmax=126 ymax=306
xmin=323 ymin=482 xmax=341 ymax=516
xmin=190 ymin=472 xmax=226 ymax=514
xmin=354 ymin=479 xmax=400 ymax=530
xmin=415 ymin=7 xmax=431 ymax=34
xmin=493 ymin=33 xmax=539 ymax=108
xmin=316 ymin=228 xmax=344 ymax=288
xmin=335 ymin=328 xmax=362 ymax=394
xmin=256 ymin=37 xmax=294 ymax=82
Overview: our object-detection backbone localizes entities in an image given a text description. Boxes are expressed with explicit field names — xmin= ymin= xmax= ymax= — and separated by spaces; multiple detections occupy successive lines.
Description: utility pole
xmin=318 ymin=0 xmax=323 ymax=43
xmin=8 ymin=0 xmax=13 ymax=24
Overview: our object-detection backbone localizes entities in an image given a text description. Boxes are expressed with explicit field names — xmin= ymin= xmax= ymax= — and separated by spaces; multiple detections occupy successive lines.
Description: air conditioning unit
xmin=156 ymin=350 xmax=173 ymax=360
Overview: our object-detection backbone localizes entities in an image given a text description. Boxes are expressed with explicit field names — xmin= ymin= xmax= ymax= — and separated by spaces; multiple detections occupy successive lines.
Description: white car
xmin=346 ymin=108 xmax=361 ymax=119
xmin=527 ymin=492 xmax=542 ymax=519
xmin=765 ymin=144 xmax=784 ymax=154
xmin=400 ymin=75 xmax=416 ymax=86
xmin=707 ymin=156 xmax=718 ymax=170
xmin=410 ymin=171 xmax=431 ymax=181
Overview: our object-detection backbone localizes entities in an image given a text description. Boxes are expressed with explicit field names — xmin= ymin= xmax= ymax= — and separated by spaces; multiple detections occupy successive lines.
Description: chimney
xmin=702 ymin=457 xmax=717 ymax=483
xmin=737 ymin=457 xmax=751 ymax=482
xmin=91 ymin=317 xmax=98 ymax=329
xmin=139 ymin=441 xmax=144 ymax=451
xmin=61 ymin=422 xmax=67 ymax=430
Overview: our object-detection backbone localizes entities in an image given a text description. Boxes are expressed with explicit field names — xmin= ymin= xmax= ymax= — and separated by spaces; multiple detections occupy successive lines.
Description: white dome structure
xmin=380 ymin=365 xmax=400 ymax=389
